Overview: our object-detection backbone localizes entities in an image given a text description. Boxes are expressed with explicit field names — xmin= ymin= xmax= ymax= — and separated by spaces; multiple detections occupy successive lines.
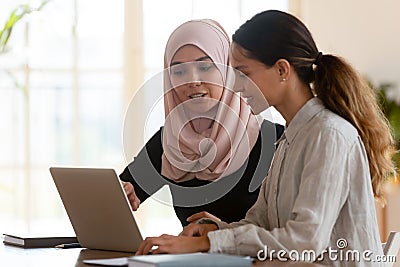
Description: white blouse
xmin=207 ymin=97 xmax=384 ymax=266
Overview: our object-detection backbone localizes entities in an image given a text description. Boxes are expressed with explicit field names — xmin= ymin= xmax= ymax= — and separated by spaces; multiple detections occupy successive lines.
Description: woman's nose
xmin=187 ymin=69 xmax=201 ymax=87
xmin=188 ymin=80 xmax=201 ymax=87
xmin=232 ymin=80 xmax=244 ymax=92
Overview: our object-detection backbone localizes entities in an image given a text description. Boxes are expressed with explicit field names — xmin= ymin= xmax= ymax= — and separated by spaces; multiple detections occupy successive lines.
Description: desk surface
xmin=1 ymin=242 xmax=323 ymax=267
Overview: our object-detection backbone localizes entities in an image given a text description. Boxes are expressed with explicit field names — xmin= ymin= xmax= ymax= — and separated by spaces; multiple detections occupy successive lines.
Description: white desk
xmin=1 ymin=242 xmax=324 ymax=267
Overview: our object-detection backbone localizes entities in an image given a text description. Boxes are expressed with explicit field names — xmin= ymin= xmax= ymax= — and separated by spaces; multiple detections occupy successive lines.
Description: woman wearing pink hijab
xmin=120 ymin=19 xmax=283 ymax=227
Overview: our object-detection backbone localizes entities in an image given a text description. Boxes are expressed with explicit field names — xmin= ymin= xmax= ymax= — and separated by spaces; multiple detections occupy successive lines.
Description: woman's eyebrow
xmin=195 ymin=56 xmax=212 ymax=61
xmin=170 ymin=56 xmax=212 ymax=67
xmin=233 ymin=65 xmax=248 ymax=71
xmin=170 ymin=61 xmax=182 ymax=66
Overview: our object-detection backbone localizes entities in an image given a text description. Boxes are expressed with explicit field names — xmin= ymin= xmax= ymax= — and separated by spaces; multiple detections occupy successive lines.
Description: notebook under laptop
xmin=49 ymin=167 xmax=143 ymax=252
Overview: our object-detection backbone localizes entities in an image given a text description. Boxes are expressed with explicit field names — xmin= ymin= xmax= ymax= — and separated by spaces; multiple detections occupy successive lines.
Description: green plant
xmin=0 ymin=1 xmax=49 ymax=97
xmin=371 ymin=81 xmax=400 ymax=178
xmin=0 ymin=0 xmax=49 ymax=54
xmin=0 ymin=1 xmax=49 ymax=192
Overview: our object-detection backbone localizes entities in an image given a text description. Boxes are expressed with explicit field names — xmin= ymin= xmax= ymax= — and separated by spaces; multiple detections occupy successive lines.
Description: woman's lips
xmin=189 ymin=93 xmax=207 ymax=98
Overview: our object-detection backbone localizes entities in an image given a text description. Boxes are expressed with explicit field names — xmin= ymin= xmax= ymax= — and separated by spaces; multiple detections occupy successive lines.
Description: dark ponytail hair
xmin=233 ymin=10 xmax=396 ymax=199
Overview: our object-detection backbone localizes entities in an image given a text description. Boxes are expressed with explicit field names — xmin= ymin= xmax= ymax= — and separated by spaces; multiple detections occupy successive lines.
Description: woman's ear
xmin=275 ymin=59 xmax=291 ymax=82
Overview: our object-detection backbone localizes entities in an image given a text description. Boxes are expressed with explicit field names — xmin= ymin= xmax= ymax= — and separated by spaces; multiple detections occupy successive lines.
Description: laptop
xmin=49 ymin=167 xmax=143 ymax=252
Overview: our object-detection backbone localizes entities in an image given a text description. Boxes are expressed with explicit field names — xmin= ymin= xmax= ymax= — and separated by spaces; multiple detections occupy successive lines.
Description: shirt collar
xmin=284 ymin=97 xmax=325 ymax=144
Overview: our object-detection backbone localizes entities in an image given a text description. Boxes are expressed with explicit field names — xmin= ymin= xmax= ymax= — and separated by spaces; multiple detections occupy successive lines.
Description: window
xmin=0 ymin=0 xmax=124 ymax=233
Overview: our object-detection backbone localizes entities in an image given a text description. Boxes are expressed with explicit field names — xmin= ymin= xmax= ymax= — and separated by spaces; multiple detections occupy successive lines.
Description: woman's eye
xmin=171 ymin=67 xmax=185 ymax=76
xmin=173 ymin=70 xmax=184 ymax=76
xmin=239 ymin=72 xmax=248 ymax=79
xmin=198 ymin=63 xmax=214 ymax=72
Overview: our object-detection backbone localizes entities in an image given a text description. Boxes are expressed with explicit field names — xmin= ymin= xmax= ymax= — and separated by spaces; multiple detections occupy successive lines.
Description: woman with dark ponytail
xmin=136 ymin=11 xmax=396 ymax=265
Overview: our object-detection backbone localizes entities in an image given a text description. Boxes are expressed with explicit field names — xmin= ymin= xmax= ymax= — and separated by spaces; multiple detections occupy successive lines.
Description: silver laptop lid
xmin=50 ymin=167 xmax=143 ymax=252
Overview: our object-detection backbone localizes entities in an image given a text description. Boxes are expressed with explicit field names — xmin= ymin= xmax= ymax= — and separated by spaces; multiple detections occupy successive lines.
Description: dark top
xmin=120 ymin=120 xmax=284 ymax=226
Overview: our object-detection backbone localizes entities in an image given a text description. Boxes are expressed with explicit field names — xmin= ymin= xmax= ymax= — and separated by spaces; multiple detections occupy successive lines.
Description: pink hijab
xmin=161 ymin=19 xmax=260 ymax=182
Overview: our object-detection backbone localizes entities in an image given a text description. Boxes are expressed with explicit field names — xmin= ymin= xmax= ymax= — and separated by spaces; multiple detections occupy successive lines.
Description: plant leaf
xmin=0 ymin=0 xmax=50 ymax=53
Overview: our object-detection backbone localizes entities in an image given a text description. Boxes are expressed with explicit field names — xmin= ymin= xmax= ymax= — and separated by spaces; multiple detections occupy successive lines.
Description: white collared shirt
xmin=207 ymin=97 xmax=384 ymax=266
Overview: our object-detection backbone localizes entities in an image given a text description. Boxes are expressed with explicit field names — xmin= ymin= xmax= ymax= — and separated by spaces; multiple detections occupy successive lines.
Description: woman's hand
xmin=180 ymin=223 xmax=218 ymax=237
xmin=135 ymin=234 xmax=210 ymax=255
xmin=186 ymin=211 xmax=221 ymax=224
xmin=121 ymin=181 xmax=140 ymax=211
